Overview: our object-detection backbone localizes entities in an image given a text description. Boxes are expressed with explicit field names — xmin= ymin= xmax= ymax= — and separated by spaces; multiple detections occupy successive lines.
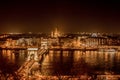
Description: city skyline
xmin=0 ymin=1 xmax=120 ymax=33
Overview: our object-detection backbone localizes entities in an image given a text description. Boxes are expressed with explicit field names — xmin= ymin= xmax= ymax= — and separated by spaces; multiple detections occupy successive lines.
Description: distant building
xmin=51 ymin=28 xmax=60 ymax=38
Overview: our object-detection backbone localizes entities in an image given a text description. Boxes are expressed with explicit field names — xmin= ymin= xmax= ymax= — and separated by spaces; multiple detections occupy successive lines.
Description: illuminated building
xmin=51 ymin=28 xmax=60 ymax=38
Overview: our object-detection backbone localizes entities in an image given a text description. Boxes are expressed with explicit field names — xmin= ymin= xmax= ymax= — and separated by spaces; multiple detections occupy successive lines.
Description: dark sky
xmin=0 ymin=1 xmax=120 ymax=33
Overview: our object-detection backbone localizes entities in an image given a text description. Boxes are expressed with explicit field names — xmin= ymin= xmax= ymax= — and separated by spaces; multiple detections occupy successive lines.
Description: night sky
xmin=0 ymin=1 xmax=120 ymax=33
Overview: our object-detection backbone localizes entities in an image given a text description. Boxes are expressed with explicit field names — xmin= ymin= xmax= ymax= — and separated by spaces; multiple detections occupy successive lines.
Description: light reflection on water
xmin=0 ymin=49 xmax=27 ymax=73
xmin=41 ymin=50 xmax=120 ymax=75
xmin=0 ymin=49 xmax=120 ymax=75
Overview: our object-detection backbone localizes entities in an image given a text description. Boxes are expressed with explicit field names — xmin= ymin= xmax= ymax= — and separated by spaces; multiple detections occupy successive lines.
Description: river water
xmin=0 ymin=49 xmax=120 ymax=75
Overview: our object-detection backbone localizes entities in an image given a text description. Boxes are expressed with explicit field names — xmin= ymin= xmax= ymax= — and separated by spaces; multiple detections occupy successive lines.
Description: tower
xmin=54 ymin=27 xmax=58 ymax=37
xmin=27 ymin=48 xmax=38 ymax=61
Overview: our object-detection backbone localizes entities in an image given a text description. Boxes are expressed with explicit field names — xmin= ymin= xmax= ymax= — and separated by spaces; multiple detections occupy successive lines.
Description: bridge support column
xmin=27 ymin=48 xmax=38 ymax=61
xmin=41 ymin=38 xmax=48 ymax=49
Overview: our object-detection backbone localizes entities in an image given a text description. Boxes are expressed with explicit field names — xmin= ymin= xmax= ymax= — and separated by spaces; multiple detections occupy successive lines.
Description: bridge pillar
xmin=27 ymin=48 xmax=38 ymax=61
xmin=41 ymin=38 xmax=48 ymax=49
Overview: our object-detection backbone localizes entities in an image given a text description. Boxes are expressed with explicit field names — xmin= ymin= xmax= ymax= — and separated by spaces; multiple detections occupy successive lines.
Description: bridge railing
xmin=17 ymin=48 xmax=48 ymax=76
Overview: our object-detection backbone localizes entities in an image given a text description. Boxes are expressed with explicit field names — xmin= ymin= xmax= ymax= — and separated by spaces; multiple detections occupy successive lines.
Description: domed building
xmin=51 ymin=28 xmax=60 ymax=38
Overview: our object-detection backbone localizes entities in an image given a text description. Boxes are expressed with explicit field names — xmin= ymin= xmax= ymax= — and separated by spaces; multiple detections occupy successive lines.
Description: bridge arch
xmin=27 ymin=48 xmax=38 ymax=61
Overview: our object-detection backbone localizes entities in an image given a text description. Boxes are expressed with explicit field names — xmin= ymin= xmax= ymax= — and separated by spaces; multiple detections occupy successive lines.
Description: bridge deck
xmin=17 ymin=49 xmax=48 ymax=78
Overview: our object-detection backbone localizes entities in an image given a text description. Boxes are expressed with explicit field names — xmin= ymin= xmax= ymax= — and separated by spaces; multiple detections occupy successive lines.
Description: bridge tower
xmin=27 ymin=48 xmax=38 ymax=61
xmin=41 ymin=38 xmax=48 ymax=49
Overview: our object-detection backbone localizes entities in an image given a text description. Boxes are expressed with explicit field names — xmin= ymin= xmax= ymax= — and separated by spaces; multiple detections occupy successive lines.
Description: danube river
xmin=0 ymin=49 xmax=120 ymax=75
